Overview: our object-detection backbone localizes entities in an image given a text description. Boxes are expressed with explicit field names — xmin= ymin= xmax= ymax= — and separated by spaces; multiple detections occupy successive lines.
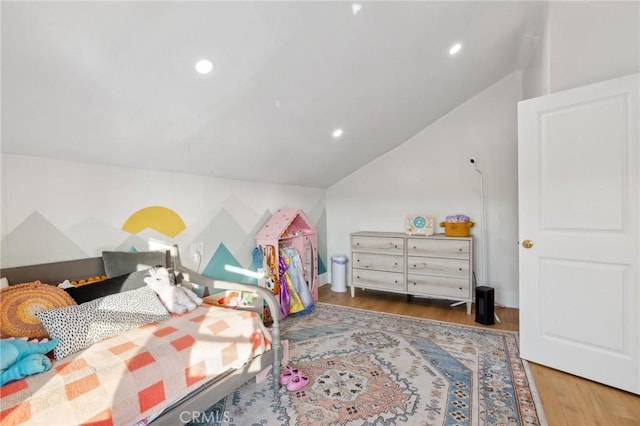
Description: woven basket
xmin=439 ymin=221 xmax=474 ymax=237
xmin=0 ymin=281 xmax=76 ymax=338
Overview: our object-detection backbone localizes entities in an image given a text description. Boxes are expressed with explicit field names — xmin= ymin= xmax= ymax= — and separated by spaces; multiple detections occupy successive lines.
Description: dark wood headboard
xmin=1 ymin=257 xmax=106 ymax=285
xmin=1 ymin=251 xmax=173 ymax=285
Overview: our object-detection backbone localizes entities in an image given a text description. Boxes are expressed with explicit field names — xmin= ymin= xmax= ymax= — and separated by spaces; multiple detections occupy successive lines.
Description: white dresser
xmin=351 ymin=231 xmax=474 ymax=314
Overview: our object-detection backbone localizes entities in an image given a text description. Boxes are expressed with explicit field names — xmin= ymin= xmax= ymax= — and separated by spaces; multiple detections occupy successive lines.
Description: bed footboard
xmin=178 ymin=268 xmax=281 ymax=387
xmin=149 ymin=248 xmax=282 ymax=424
xmin=172 ymin=245 xmax=281 ymax=390
xmin=150 ymin=349 xmax=276 ymax=425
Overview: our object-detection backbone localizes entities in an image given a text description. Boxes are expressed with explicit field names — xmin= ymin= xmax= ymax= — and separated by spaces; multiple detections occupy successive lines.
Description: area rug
xmin=189 ymin=303 xmax=547 ymax=426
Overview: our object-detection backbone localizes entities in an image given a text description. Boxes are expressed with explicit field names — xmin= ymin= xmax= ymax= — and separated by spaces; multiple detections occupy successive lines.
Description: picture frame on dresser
xmin=405 ymin=215 xmax=435 ymax=236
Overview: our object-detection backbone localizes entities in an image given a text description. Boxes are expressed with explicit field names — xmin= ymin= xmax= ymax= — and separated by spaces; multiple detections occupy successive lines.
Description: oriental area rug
xmin=189 ymin=303 xmax=547 ymax=426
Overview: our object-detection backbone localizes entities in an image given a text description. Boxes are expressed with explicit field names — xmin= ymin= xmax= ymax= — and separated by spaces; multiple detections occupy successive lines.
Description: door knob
xmin=522 ymin=240 xmax=534 ymax=249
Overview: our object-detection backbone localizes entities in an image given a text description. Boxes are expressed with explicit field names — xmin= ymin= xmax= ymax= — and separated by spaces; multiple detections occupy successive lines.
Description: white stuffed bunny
xmin=144 ymin=267 xmax=202 ymax=315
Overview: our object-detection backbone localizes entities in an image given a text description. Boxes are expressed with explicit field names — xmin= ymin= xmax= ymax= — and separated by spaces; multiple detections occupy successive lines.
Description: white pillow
xmin=36 ymin=286 xmax=170 ymax=359
xmin=0 ymin=278 xmax=9 ymax=289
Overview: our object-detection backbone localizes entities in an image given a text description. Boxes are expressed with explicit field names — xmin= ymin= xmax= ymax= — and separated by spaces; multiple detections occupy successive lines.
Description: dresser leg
xmin=466 ymin=301 xmax=472 ymax=315
xmin=406 ymin=294 xmax=412 ymax=303
xmin=350 ymin=286 xmax=355 ymax=298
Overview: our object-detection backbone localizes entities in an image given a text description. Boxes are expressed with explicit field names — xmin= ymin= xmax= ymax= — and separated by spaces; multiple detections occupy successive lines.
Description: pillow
xmin=102 ymin=251 xmax=167 ymax=278
xmin=64 ymin=269 xmax=150 ymax=304
xmin=0 ymin=278 xmax=8 ymax=289
xmin=35 ymin=286 xmax=170 ymax=359
xmin=0 ymin=282 xmax=77 ymax=339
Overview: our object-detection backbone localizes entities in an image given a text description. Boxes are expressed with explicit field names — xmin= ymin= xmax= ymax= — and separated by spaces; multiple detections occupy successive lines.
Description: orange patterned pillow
xmin=0 ymin=281 xmax=77 ymax=338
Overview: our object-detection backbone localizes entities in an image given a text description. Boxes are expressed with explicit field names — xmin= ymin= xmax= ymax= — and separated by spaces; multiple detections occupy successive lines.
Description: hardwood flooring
xmin=318 ymin=285 xmax=640 ymax=426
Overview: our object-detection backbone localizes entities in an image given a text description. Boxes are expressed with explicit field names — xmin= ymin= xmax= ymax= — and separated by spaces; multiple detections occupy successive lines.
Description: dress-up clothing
xmin=284 ymin=247 xmax=314 ymax=310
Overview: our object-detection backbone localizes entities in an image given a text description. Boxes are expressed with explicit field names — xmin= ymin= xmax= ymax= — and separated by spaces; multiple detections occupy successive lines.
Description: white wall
xmin=549 ymin=1 xmax=639 ymax=93
xmin=522 ymin=4 xmax=550 ymax=100
xmin=523 ymin=1 xmax=639 ymax=99
xmin=327 ymin=72 xmax=522 ymax=307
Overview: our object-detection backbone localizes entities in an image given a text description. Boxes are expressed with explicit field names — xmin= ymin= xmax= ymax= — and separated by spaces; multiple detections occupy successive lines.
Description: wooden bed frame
xmin=0 ymin=245 xmax=281 ymax=425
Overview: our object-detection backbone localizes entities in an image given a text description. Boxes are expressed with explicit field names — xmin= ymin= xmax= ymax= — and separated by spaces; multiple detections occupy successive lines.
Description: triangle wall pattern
xmin=1 ymin=204 xmax=328 ymax=282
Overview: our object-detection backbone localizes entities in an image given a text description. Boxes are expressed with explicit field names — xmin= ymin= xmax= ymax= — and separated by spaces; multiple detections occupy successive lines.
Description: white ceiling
xmin=1 ymin=1 xmax=546 ymax=188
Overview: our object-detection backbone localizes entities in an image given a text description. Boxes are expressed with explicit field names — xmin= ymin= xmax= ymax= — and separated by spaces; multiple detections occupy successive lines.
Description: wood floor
xmin=318 ymin=285 xmax=640 ymax=426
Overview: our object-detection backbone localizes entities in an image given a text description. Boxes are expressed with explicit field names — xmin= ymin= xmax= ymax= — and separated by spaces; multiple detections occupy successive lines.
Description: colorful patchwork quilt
xmin=0 ymin=305 xmax=271 ymax=425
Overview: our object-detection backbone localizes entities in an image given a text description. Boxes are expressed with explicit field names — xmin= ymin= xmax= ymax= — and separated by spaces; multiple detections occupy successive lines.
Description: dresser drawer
xmin=406 ymin=256 xmax=469 ymax=278
xmin=352 ymin=252 xmax=403 ymax=273
xmin=352 ymin=236 xmax=404 ymax=255
xmin=352 ymin=269 xmax=404 ymax=291
xmin=407 ymin=274 xmax=470 ymax=298
xmin=407 ymin=238 xmax=470 ymax=259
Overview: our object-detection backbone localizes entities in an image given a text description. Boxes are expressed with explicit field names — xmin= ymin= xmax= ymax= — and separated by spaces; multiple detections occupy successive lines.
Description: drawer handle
xmin=413 ymin=246 xmax=417 ymax=249
xmin=394 ymin=280 xmax=398 ymax=284
xmin=459 ymin=268 xmax=462 ymax=271
xmin=458 ymin=248 xmax=462 ymax=252
xmin=357 ymin=259 xmax=360 ymax=262
xmin=459 ymin=287 xmax=463 ymax=290
xmin=413 ymin=264 xmax=417 ymax=268
xmin=357 ymin=242 xmax=360 ymax=246
xmin=394 ymin=245 xmax=398 ymax=248
xmin=357 ymin=275 xmax=360 ymax=279
xmin=394 ymin=262 xmax=398 ymax=266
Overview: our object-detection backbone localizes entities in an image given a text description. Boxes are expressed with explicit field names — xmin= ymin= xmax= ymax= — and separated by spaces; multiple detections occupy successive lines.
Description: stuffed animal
xmin=0 ymin=338 xmax=59 ymax=386
xmin=216 ymin=291 xmax=242 ymax=307
xmin=215 ymin=291 xmax=257 ymax=308
xmin=144 ymin=267 xmax=202 ymax=315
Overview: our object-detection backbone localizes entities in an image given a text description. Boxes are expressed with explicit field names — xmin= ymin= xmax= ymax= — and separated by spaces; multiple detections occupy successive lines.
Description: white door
xmin=518 ymin=73 xmax=639 ymax=394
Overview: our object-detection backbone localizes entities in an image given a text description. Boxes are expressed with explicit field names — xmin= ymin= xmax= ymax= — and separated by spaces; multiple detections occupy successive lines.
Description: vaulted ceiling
xmin=1 ymin=1 xmax=546 ymax=188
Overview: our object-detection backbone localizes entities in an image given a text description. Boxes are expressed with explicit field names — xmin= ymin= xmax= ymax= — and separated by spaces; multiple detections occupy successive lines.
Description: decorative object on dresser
xmin=405 ymin=214 xmax=435 ymax=235
xmin=439 ymin=214 xmax=474 ymax=237
xmin=351 ymin=231 xmax=473 ymax=314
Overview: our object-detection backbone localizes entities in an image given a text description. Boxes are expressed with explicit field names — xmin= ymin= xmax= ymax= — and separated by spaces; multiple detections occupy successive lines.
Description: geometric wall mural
xmin=0 ymin=156 xmax=327 ymax=284
xmin=318 ymin=256 xmax=327 ymax=275
xmin=1 ymin=206 xmax=328 ymax=285
xmin=315 ymin=209 xmax=328 ymax=275
xmin=202 ymin=242 xmax=257 ymax=284
xmin=0 ymin=212 xmax=87 ymax=267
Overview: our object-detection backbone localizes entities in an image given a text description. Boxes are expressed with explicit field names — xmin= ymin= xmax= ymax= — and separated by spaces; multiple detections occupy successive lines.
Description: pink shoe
xmin=279 ymin=367 xmax=300 ymax=385
xmin=286 ymin=373 xmax=310 ymax=392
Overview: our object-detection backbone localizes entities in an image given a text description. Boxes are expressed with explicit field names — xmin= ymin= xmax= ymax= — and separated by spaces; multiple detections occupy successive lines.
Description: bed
xmin=0 ymin=245 xmax=281 ymax=425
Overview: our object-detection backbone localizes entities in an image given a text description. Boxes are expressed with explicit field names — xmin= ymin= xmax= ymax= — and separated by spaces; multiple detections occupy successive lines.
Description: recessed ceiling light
xmin=332 ymin=128 xmax=343 ymax=138
xmin=449 ymin=43 xmax=462 ymax=55
xmin=352 ymin=3 xmax=362 ymax=15
xmin=195 ymin=59 xmax=213 ymax=74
